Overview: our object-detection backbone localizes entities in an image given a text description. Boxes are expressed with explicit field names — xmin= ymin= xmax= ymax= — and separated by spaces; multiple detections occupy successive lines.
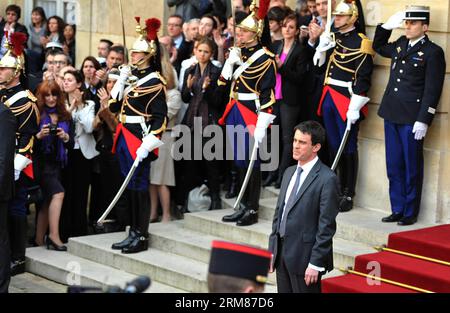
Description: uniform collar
xmin=409 ymin=35 xmax=426 ymax=48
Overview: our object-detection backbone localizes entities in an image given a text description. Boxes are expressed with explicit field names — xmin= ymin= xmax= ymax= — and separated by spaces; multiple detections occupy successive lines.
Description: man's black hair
xmin=294 ymin=121 xmax=326 ymax=146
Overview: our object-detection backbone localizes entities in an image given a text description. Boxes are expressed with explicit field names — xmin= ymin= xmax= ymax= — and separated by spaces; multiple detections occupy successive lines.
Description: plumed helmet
xmin=332 ymin=0 xmax=359 ymax=26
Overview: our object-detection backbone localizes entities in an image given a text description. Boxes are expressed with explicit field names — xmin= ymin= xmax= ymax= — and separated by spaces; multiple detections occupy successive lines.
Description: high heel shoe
xmin=45 ymin=235 xmax=67 ymax=252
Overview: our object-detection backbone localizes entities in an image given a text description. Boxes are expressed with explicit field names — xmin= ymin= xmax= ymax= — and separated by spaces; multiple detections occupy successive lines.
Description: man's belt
xmin=324 ymin=77 xmax=353 ymax=95
xmin=119 ymin=114 xmax=150 ymax=136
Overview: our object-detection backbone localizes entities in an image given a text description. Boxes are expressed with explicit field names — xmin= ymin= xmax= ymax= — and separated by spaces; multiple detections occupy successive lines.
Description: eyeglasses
xmin=48 ymin=61 xmax=67 ymax=65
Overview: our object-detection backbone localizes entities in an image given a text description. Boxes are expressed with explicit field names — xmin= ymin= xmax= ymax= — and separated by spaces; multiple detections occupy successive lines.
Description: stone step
xmin=25 ymin=246 xmax=184 ymax=293
xmin=184 ymin=209 xmax=375 ymax=269
xmin=148 ymin=220 xmax=278 ymax=285
xmin=335 ymin=208 xmax=437 ymax=247
xmin=221 ymin=196 xmax=278 ymax=221
xmin=68 ymin=233 xmax=208 ymax=292
xmin=222 ymin=194 xmax=438 ymax=248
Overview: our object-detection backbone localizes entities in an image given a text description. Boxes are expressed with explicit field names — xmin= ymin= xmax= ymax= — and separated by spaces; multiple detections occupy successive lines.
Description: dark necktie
xmin=279 ymin=167 xmax=303 ymax=238
xmin=407 ymin=43 xmax=412 ymax=51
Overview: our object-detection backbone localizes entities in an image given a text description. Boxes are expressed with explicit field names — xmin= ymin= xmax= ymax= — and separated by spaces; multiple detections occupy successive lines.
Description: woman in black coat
xmin=270 ymin=13 xmax=309 ymax=187
xmin=181 ymin=36 xmax=223 ymax=211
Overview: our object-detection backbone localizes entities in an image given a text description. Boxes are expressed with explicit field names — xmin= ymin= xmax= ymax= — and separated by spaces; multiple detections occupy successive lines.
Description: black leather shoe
xmin=236 ymin=210 xmax=258 ymax=226
xmin=397 ymin=216 xmax=417 ymax=226
xmin=339 ymin=196 xmax=353 ymax=212
xmin=222 ymin=207 xmax=246 ymax=222
xmin=111 ymin=229 xmax=136 ymax=250
xmin=10 ymin=259 xmax=26 ymax=276
xmin=381 ymin=213 xmax=403 ymax=223
xmin=121 ymin=234 xmax=148 ymax=254
xmin=45 ymin=235 xmax=67 ymax=252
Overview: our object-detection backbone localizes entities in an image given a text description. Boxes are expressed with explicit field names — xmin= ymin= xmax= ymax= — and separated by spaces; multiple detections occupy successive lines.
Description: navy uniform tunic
xmin=373 ymin=24 xmax=445 ymax=219
xmin=316 ymin=28 xmax=374 ymax=154
xmin=110 ymin=66 xmax=167 ymax=191
xmin=0 ymin=84 xmax=39 ymax=216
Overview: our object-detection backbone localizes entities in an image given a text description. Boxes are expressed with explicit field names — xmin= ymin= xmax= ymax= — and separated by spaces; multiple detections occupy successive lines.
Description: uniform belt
xmin=120 ymin=115 xmax=145 ymax=124
xmin=230 ymin=92 xmax=259 ymax=101
xmin=119 ymin=115 xmax=150 ymax=136
xmin=324 ymin=77 xmax=354 ymax=96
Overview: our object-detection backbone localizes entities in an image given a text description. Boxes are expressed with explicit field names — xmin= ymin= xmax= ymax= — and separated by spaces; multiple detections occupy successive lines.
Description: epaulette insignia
xmin=263 ymin=47 xmax=275 ymax=58
xmin=360 ymin=37 xmax=376 ymax=56
xmin=26 ymin=90 xmax=37 ymax=102
xmin=156 ymin=72 xmax=167 ymax=85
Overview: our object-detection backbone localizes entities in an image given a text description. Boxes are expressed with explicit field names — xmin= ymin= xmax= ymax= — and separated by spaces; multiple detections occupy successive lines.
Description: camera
xmin=49 ymin=123 xmax=58 ymax=136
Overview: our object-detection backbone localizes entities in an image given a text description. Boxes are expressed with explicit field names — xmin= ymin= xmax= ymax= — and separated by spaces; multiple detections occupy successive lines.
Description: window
xmin=24 ymin=0 xmax=79 ymax=26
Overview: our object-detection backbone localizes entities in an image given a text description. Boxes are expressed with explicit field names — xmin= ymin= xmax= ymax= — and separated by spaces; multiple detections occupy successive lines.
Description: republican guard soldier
xmin=219 ymin=0 xmax=277 ymax=227
xmin=109 ymin=18 xmax=167 ymax=253
xmin=311 ymin=0 xmax=374 ymax=212
xmin=374 ymin=6 xmax=445 ymax=226
xmin=0 ymin=32 xmax=39 ymax=275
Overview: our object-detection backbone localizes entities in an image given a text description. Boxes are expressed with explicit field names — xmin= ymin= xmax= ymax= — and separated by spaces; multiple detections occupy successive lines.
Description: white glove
xmin=346 ymin=94 xmax=370 ymax=125
xmin=313 ymin=32 xmax=335 ymax=67
xmin=382 ymin=11 xmax=405 ymax=30
xmin=135 ymin=133 xmax=164 ymax=163
xmin=110 ymin=65 xmax=132 ymax=100
xmin=14 ymin=169 xmax=20 ymax=181
xmin=412 ymin=121 xmax=428 ymax=140
xmin=221 ymin=47 xmax=242 ymax=80
xmin=136 ymin=146 xmax=149 ymax=163
xmin=254 ymin=112 xmax=276 ymax=147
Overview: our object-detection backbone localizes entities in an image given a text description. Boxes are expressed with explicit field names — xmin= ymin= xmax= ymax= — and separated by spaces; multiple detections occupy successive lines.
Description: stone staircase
xmin=25 ymin=186 xmax=437 ymax=293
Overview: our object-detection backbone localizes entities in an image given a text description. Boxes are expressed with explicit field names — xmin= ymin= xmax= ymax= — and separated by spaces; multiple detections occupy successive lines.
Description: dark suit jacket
xmin=0 ymin=102 xmax=17 ymax=201
xmin=174 ymin=36 xmax=193 ymax=76
xmin=272 ymin=40 xmax=309 ymax=106
xmin=268 ymin=160 xmax=339 ymax=274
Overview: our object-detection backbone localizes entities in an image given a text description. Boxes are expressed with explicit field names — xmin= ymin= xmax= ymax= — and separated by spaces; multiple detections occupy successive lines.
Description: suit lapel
xmin=284 ymin=161 xmax=321 ymax=215
xmin=277 ymin=166 xmax=295 ymax=218
xmin=284 ymin=41 xmax=297 ymax=65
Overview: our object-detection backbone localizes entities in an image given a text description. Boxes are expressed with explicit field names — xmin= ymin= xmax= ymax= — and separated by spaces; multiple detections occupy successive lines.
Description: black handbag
xmin=26 ymin=184 xmax=44 ymax=205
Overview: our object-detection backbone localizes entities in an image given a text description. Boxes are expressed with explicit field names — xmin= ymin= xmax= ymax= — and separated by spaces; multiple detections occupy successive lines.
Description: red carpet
xmin=323 ymin=224 xmax=450 ymax=293
xmin=388 ymin=224 xmax=450 ymax=263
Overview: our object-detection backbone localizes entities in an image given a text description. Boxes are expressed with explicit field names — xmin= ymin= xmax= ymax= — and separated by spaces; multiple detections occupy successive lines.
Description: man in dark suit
xmin=374 ymin=6 xmax=445 ymax=226
xmin=0 ymin=101 xmax=17 ymax=293
xmin=268 ymin=121 xmax=339 ymax=293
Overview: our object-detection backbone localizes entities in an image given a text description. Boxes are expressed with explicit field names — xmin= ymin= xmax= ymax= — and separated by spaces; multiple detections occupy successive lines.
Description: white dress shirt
xmin=281 ymin=156 xmax=325 ymax=272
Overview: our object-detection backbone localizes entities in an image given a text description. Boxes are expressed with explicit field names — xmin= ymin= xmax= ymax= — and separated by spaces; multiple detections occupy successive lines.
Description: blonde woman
xmin=149 ymin=45 xmax=182 ymax=222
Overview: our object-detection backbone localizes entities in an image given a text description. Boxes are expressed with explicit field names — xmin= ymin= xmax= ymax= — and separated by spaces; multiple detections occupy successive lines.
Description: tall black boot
xmin=209 ymin=193 xmax=222 ymax=210
xmin=225 ymin=170 xmax=239 ymax=199
xmin=222 ymin=167 xmax=247 ymax=222
xmin=111 ymin=228 xmax=137 ymax=250
xmin=9 ymin=215 xmax=27 ymax=276
xmin=121 ymin=229 xmax=148 ymax=254
xmin=236 ymin=170 xmax=260 ymax=226
xmin=262 ymin=170 xmax=278 ymax=187
xmin=339 ymin=153 xmax=358 ymax=212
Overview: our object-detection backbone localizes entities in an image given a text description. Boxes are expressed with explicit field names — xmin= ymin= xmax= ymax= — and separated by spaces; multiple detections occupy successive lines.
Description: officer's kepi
xmin=208 ymin=240 xmax=271 ymax=284
xmin=404 ymin=5 xmax=430 ymax=23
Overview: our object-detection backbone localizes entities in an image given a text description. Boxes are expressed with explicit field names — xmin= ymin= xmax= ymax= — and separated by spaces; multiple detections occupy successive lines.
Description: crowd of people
xmin=0 ymin=0 xmax=445 ymax=294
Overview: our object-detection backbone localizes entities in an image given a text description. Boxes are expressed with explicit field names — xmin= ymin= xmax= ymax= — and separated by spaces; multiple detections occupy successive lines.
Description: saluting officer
xmin=374 ymin=6 xmax=445 ymax=226
xmin=219 ymin=0 xmax=277 ymax=227
xmin=109 ymin=18 xmax=167 ymax=253
xmin=309 ymin=0 xmax=374 ymax=212
xmin=0 ymin=32 xmax=39 ymax=275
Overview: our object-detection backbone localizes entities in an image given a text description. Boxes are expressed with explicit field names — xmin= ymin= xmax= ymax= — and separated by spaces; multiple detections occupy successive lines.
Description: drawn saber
xmin=233 ymin=142 xmax=258 ymax=210
xmin=119 ymin=0 xmax=126 ymax=47
xmin=331 ymin=120 xmax=351 ymax=171
xmin=97 ymin=158 xmax=139 ymax=224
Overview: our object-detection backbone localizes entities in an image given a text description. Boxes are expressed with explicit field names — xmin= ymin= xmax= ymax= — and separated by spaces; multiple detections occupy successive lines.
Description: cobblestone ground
xmin=9 ymin=273 xmax=67 ymax=293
